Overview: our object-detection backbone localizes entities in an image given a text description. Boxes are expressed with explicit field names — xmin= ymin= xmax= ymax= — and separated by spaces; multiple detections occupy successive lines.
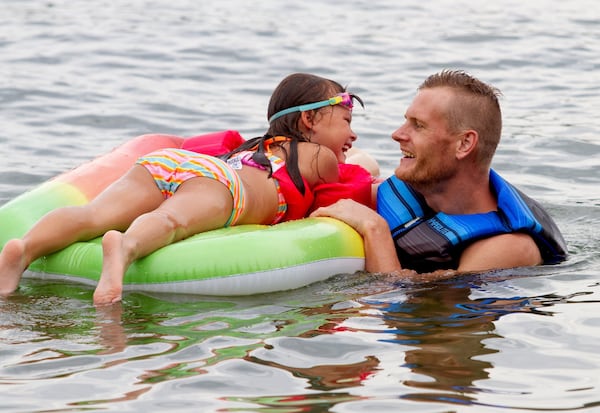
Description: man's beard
xmin=395 ymin=157 xmax=455 ymax=191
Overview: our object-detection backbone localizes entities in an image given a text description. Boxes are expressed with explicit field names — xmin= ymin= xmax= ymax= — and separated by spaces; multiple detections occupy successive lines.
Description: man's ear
xmin=456 ymin=129 xmax=478 ymax=159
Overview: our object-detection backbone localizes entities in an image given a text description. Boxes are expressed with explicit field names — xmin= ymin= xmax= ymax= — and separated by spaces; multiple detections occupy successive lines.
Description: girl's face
xmin=309 ymin=105 xmax=358 ymax=163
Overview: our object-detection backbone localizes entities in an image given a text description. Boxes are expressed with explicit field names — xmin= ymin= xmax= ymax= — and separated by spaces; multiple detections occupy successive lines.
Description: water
xmin=1 ymin=0 xmax=600 ymax=411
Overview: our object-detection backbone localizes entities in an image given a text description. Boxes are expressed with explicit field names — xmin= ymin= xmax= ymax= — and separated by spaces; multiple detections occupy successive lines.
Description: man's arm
xmin=311 ymin=201 xmax=543 ymax=280
xmin=310 ymin=199 xmax=402 ymax=273
xmin=458 ymin=232 xmax=542 ymax=272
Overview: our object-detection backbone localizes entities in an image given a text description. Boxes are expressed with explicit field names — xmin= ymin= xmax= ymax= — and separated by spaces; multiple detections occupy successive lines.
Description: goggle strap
xmin=269 ymin=93 xmax=355 ymax=123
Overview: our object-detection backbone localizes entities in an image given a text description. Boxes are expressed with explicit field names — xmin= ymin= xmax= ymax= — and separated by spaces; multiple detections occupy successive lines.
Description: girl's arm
xmin=297 ymin=143 xmax=339 ymax=186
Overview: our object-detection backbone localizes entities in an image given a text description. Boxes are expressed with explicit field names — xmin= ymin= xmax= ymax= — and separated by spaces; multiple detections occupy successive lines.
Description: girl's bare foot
xmin=93 ymin=230 xmax=128 ymax=306
xmin=0 ymin=239 xmax=28 ymax=295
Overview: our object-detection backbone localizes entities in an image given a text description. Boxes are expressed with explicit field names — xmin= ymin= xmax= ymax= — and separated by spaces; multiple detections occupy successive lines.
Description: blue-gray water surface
xmin=1 ymin=1 xmax=599 ymax=412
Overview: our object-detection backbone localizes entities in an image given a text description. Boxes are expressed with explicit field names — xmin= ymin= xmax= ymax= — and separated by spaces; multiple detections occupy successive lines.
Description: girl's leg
xmin=0 ymin=166 xmax=163 ymax=295
xmin=93 ymin=177 xmax=235 ymax=305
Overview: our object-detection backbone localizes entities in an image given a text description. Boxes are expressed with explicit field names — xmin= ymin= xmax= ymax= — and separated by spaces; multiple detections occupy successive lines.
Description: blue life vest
xmin=376 ymin=169 xmax=567 ymax=273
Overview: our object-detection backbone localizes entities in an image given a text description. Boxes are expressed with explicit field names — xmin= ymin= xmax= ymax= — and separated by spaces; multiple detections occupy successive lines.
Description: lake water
xmin=1 ymin=0 xmax=599 ymax=412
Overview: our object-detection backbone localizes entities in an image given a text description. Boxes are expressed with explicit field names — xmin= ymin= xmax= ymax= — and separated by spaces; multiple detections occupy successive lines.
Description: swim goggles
xmin=268 ymin=92 xmax=360 ymax=123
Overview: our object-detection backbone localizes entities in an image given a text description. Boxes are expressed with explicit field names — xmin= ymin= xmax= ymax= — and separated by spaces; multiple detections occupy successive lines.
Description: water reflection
xmin=1 ymin=274 xmax=594 ymax=411
xmin=380 ymin=286 xmax=499 ymax=396
xmin=230 ymin=275 xmax=584 ymax=411
xmin=95 ymin=304 xmax=127 ymax=354
xmin=362 ymin=277 xmax=593 ymax=408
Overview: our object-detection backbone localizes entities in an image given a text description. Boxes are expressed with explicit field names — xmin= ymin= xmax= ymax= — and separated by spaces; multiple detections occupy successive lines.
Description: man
xmin=311 ymin=70 xmax=567 ymax=277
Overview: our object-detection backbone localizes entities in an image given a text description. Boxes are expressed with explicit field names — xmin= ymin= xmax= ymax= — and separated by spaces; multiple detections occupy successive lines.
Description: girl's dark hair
xmin=221 ymin=73 xmax=351 ymax=195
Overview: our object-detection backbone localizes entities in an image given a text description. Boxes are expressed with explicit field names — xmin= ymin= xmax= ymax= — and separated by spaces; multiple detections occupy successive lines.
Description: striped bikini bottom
xmin=136 ymin=148 xmax=246 ymax=226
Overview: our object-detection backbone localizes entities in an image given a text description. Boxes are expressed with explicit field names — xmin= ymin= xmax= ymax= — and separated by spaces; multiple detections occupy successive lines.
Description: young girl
xmin=0 ymin=73 xmax=364 ymax=305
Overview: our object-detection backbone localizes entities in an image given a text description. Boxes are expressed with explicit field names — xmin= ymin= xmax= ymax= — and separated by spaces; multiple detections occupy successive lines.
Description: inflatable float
xmin=0 ymin=131 xmax=366 ymax=295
